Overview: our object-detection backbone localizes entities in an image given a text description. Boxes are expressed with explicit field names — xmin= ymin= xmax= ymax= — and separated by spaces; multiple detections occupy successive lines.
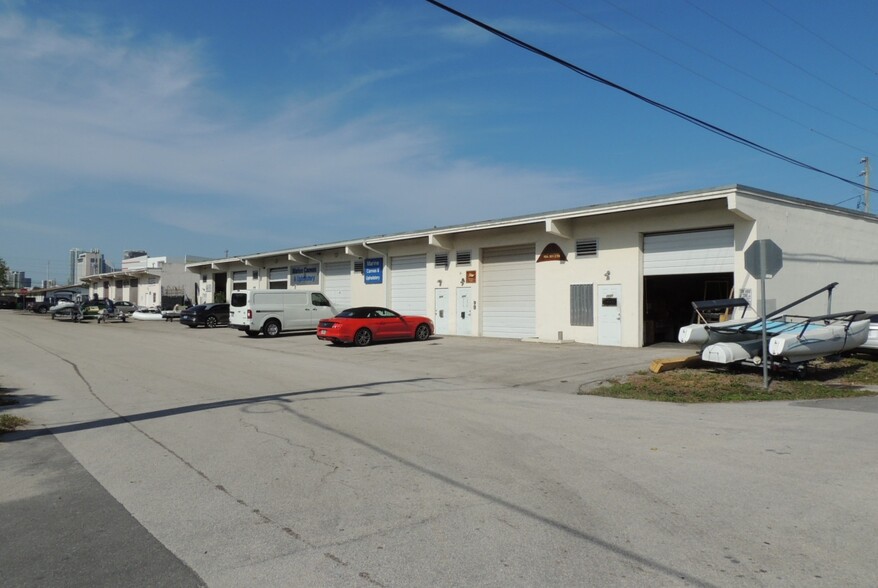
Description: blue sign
xmin=364 ymin=257 xmax=383 ymax=284
xmin=291 ymin=264 xmax=319 ymax=285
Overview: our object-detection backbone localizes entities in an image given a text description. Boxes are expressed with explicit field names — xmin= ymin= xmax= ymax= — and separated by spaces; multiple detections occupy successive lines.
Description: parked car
xmin=32 ymin=295 xmax=74 ymax=314
xmin=317 ymin=306 xmax=434 ymax=346
xmin=113 ymin=301 xmax=137 ymax=316
xmin=858 ymin=314 xmax=878 ymax=353
xmin=230 ymin=290 xmax=335 ymax=337
xmin=180 ymin=303 xmax=230 ymax=328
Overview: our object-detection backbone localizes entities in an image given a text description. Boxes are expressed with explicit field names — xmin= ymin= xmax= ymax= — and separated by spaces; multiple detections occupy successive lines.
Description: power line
xmin=760 ymin=0 xmax=878 ymax=79
xmin=683 ymin=0 xmax=878 ymax=115
xmin=424 ymin=0 xmax=873 ymax=193
xmin=582 ymin=0 xmax=878 ymax=149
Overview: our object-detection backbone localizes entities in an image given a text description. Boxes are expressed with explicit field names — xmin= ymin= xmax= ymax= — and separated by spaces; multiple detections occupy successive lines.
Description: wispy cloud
xmin=0 ymin=5 xmax=669 ymax=259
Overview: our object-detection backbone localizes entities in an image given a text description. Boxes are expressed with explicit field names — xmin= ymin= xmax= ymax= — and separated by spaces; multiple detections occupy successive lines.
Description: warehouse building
xmin=186 ymin=185 xmax=878 ymax=347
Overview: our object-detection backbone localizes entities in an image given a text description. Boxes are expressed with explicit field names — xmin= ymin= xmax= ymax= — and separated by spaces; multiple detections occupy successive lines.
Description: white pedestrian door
xmin=597 ymin=284 xmax=622 ymax=346
xmin=434 ymin=288 xmax=449 ymax=334
xmin=456 ymin=287 xmax=472 ymax=336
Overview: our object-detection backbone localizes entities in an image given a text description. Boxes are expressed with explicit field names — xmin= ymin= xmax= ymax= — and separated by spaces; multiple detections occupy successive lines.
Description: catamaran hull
xmin=701 ymin=339 xmax=765 ymax=364
xmin=678 ymin=318 xmax=756 ymax=345
xmin=768 ymin=320 xmax=870 ymax=363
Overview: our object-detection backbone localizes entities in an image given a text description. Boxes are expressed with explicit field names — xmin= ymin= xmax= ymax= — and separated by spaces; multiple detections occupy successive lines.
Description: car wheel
xmin=263 ymin=320 xmax=281 ymax=338
xmin=414 ymin=323 xmax=431 ymax=341
xmin=354 ymin=328 xmax=372 ymax=347
xmin=245 ymin=330 xmax=258 ymax=337
xmin=37 ymin=306 xmax=48 ymax=314
xmin=206 ymin=315 xmax=218 ymax=328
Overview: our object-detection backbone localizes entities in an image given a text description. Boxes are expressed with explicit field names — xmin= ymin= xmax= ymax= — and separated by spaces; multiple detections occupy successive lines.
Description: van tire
xmin=414 ymin=323 xmax=431 ymax=341
xmin=354 ymin=328 xmax=372 ymax=347
xmin=263 ymin=320 xmax=281 ymax=338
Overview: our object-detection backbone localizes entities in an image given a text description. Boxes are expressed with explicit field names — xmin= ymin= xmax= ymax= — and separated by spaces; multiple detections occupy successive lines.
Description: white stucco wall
xmin=186 ymin=187 xmax=878 ymax=347
xmin=730 ymin=193 xmax=878 ymax=315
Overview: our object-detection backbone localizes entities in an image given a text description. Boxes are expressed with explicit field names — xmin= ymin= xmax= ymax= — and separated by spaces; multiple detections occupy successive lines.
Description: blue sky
xmin=2 ymin=0 xmax=876 ymax=285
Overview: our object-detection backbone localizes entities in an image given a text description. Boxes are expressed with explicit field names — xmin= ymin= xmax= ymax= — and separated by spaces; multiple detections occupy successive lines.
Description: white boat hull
xmin=768 ymin=319 xmax=870 ymax=363
xmin=678 ymin=317 xmax=755 ymax=345
xmin=132 ymin=310 xmax=163 ymax=321
xmin=701 ymin=339 xmax=765 ymax=365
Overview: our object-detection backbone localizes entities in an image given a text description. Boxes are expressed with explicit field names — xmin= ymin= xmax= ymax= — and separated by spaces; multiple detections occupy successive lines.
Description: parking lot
xmin=2 ymin=310 xmax=877 ymax=587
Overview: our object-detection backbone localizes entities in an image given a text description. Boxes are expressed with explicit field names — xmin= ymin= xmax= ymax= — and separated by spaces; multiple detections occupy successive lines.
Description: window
xmin=201 ymin=274 xmax=207 ymax=282
xmin=576 ymin=239 xmax=598 ymax=257
xmin=456 ymin=250 xmax=471 ymax=266
xmin=570 ymin=284 xmax=594 ymax=326
xmin=435 ymin=253 xmax=449 ymax=269
xmin=311 ymin=292 xmax=331 ymax=307
xmin=252 ymin=270 xmax=259 ymax=280
xmin=269 ymin=267 xmax=288 ymax=290
xmin=291 ymin=264 xmax=319 ymax=286
xmin=232 ymin=271 xmax=247 ymax=291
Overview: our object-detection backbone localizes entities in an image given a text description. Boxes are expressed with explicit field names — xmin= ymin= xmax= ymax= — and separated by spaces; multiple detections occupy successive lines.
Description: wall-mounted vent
xmin=435 ymin=253 xmax=449 ymax=269
xmin=570 ymin=284 xmax=594 ymax=326
xmin=354 ymin=261 xmax=364 ymax=273
xmin=456 ymin=251 xmax=472 ymax=266
xmin=576 ymin=239 xmax=598 ymax=257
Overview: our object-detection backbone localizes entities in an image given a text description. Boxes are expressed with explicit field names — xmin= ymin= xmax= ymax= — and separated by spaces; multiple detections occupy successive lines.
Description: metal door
xmin=597 ymin=284 xmax=622 ymax=346
xmin=434 ymin=288 xmax=449 ymax=334
xmin=456 ymin=287 xmax=472 ymax=336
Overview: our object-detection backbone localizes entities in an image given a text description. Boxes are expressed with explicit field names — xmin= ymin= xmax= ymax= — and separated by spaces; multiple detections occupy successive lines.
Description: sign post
xmin=744 ymin=239 xmax=783 ymax=389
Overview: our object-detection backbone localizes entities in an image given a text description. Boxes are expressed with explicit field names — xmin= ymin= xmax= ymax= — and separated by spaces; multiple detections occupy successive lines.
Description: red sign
xmin=466 ymin=271 xmax=477 ymax=283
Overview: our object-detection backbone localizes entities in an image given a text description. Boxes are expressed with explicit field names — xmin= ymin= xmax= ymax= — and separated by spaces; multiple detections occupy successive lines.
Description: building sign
xmin=291 ymin=264 xmax=319 ymax=285
xmin=364 ymin=258 xmax=384 ymax=284
xmin=537 ymin=243 xmax=567 ymax=262
xmin=466 ymin=270 xmax=477 ymax=283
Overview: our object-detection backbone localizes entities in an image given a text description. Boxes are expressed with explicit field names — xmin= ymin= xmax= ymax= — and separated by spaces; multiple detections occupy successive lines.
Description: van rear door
xmin=230 ymin=292 xmax=249 ymax=328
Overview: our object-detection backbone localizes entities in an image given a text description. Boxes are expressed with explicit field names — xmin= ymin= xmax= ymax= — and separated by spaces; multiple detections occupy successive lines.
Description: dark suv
xmin=180 ymin=303 xmax=230 ymax=328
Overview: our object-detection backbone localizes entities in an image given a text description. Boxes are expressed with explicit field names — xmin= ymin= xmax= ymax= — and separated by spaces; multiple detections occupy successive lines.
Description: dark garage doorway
xmin=643 ymin=273 xmax=733 ymax=344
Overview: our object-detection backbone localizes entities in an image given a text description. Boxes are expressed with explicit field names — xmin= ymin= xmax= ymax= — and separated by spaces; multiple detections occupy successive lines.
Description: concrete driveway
xmin=1 ymin=311 xmax=876 ymax=587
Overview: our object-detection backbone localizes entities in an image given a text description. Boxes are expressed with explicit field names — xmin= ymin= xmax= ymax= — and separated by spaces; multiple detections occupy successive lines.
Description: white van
xmin=230 ymin=290 xmax=336 ymax=337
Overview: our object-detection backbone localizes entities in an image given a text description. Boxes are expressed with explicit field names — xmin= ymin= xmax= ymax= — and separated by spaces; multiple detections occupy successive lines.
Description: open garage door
xmin=643 ymin=228 xmax=735 ymax=344
xmin=481 ymin=244 xmax=536 ymax=339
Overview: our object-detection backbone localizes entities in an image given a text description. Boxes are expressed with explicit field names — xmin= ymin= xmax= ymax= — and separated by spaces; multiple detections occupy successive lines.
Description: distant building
xmin=7 ymin=270 xmax=31 ymax=289
xmin=73 ymin=249 xmax=110 ymax=283
xmin=80 ymin=255 xmax=205 ymax=309
xmin=41 ymin=279 xmax=58 ymax=288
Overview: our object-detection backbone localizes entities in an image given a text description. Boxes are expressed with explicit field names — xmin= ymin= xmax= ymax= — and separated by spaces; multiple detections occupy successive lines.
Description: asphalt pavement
xmin=2 ymin=309 xmax=877 ymax=587
xmin=0 ymin=428 xmax=204 ymax=587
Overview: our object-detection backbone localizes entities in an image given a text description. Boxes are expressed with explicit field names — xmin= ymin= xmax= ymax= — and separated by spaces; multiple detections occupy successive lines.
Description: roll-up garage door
xmin=391 ymin=254 xmax=426 ymax=315
xmin=324 ymin=261 xmax=352 ymax=310
xmin=481 ymin=244 xmax=536 ymax=338
xmin=643 ymin=228 xmax=734 ymax=275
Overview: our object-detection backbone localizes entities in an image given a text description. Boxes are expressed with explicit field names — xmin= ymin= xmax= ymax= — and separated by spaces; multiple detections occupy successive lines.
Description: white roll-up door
xmin=481 ymin=244 xmax=536 ymax=338
xmin=643 ymin=228 xmax=734 ymax=276
xmin=391 ymin=254 xmax=426 ymax=315
xmin=324 ymin=261 xmax=352 ymax=310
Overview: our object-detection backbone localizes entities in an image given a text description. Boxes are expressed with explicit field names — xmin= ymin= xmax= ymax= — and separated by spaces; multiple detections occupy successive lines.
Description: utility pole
xmin=860 ymin=156 xmax=871 ymax=213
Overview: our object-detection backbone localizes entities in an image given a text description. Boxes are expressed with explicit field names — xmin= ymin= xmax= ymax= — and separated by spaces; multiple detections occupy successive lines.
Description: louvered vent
xmin=456 ymin=250 xmax=472 ymax=266
xmin=354 ymin=261 xmax=364 ymax=273
xmin=435 ymin=253 xmax=449 ymax=269
xmin=576 ymin=239 xmax=598 ymax=257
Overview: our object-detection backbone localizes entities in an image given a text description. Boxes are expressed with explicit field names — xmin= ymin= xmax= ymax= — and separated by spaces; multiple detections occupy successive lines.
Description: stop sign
xmin=745 ymin=239 xmax=783 ymax=279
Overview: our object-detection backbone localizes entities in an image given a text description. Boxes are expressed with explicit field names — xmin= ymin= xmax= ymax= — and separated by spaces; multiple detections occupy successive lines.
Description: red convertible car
xmin=317 ymin=306 xmax=434 ymax=346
